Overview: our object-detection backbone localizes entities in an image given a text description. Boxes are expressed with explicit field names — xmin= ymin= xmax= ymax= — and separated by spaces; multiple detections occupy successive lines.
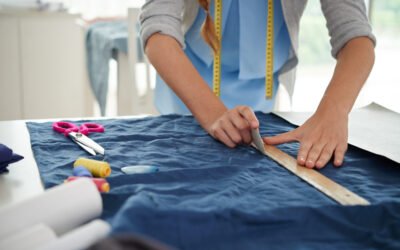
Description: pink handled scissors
xmin=52 ymin=121 xmax=105 ymax=155
xmin=52 ymin=122 xmax=104 ymax=136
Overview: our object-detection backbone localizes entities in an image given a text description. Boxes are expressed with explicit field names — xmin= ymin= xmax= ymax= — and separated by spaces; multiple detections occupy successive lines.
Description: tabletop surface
xmin=0 ymin=120 xmax=43 ymax=208
xmin=0 ymin=115 xmax=151 ymax=208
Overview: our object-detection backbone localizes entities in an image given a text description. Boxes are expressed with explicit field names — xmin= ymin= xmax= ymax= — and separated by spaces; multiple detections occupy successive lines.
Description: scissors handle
xmin=80 ymin=123 xmax=105 ymax=135
xmin=52 ymin=122 xmax=79 ymax=136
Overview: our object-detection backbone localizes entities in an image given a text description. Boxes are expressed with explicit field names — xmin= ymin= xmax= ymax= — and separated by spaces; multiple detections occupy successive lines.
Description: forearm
xmin=145 ymin=33 xmax=226 ymax=130
xmin=317 ymin=37 xmax=375 ymax=115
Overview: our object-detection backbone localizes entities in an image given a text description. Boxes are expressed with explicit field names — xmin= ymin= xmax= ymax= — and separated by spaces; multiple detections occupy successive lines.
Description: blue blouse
xmin=155 ymin=0 xmax=291 ymax=114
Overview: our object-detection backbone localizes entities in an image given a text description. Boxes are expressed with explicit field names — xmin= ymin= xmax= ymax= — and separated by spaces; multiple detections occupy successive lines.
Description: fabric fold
xmin=0 ymin=144 xmax=24 ymax=174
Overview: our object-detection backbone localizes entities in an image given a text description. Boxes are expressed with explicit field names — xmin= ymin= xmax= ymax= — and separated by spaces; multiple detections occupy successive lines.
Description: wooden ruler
xmin=212 ymin=0 xmax=275 ymax=99
xmin=261 ymin=144 xmax=370 ymax=206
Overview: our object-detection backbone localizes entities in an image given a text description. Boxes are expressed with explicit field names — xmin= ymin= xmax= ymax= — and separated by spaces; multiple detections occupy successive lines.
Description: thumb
xmin=263 ymin=130 xmax=297 ymax=145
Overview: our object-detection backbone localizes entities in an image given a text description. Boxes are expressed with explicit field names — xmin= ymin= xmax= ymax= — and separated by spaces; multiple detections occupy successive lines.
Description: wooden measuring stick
xmin=260 ymin=144 xmax=370 ymax=206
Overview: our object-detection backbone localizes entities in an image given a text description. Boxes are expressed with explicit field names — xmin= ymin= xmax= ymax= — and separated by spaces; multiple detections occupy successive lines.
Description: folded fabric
xmin=86 ymin=21 xmax=145 ymax=116
xmin=0 ymin=144 xmax=24 ymax=174
xmin=86 ymin=21 xmax=128 ymax=116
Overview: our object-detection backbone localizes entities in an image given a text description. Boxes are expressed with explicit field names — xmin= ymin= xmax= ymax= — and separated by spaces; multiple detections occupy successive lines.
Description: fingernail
xmin=306 ymin=160 xmax=314 ymax=168
xmin=335 ymin=160 xmax=342 ymax=166
xmin=298 ymin=156 xmax=305 ymax=164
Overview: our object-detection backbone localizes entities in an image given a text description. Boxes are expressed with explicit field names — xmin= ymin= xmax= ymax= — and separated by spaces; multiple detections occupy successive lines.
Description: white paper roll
xmin=0 ymin=179 xmax=102 ymax=239
xmin=39 ymin=219 xmax=111 ymax=250
xmin=0 ymin=223 xmax=56 ymax=250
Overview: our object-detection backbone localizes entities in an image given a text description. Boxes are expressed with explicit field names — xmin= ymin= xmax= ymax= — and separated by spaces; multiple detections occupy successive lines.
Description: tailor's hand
xmin=264 ymin=106 xmax=349 ymax=169
xmin=208 ymin=106 xmax=259 ymax=148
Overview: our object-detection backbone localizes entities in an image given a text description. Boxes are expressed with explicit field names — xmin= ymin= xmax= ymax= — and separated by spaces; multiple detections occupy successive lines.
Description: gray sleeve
xmin=320 ymin=0 xmax=376 ymax=58
xmin=139 ymin=0 xmax=185 ymax=49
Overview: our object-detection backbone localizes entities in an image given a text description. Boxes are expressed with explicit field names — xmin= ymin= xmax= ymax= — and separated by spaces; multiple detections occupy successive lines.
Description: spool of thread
xmin=73 ymin=166 xmax=93 ymax=177
xmin=73 ymin=158 xmax=111 ymax=178
xmin=66 ymin=176 xmax=110 ymax=193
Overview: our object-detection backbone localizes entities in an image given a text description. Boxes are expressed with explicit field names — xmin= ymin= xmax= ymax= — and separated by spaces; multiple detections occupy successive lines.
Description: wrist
xmin=199 ymin=106 xmax=227 ymax=133
xmin=316 ymin=95 xmax=350 ymax=118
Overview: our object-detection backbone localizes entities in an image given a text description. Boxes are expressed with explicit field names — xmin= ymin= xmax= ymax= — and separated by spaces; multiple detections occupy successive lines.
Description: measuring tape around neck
xmin=213 ymin=0 xmax=274 ymax=99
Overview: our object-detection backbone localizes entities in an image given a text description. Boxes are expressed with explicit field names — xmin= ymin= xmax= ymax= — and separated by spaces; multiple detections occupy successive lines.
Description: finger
xmin=263 ymin=130 xmax=297 ymax=145
xmin=315 ymin=144 xmax=336 ymax=169
xmin=213 ymin=127 xmax=236 ymax=148
xmin=305 ymin=142 xmax=326 ymax=169
xmin=228 ymin=111 xmax=252 ymax=144
xmin=229 ymin=110 xmax=250 ymax=131
xmin=297 ymin=141 xmax=312 ymax=166
xmin=237 ymin=106 xmax=259 ymax=129
xmin=221 ymin=119 xmax=243 ymax=145
xmin=240 ymin=129 xmax=252 ymax=144
xmin=334 ymin=143 xmax=348 ymax=167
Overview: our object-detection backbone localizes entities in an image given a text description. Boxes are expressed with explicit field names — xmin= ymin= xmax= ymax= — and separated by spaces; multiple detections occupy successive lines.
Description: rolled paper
xmin=72 ymin=166 xmax=93 ymax=177
xmin=0 ymin=179 xmax=102 ymax=238
xmin=66 ymin=177 xmax=110 ymax=193
xmin=73 ymin=158 xmax=111 ymax=178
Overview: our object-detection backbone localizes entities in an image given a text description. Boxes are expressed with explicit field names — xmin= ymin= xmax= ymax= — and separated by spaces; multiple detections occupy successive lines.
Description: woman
xmin=139 ymin=0 xmax=375 ymax=169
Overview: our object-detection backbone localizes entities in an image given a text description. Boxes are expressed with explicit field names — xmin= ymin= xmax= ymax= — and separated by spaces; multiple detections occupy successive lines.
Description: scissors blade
xmin=74 ymin=140 xmax=97 ymax=156
xmin=251 ymin=128 xmax=266 ymax=154
xmin=69 ymin=132 xmax=105 ymax=155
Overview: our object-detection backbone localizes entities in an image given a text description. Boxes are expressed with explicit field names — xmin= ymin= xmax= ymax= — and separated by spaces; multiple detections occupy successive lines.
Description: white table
xmin=0 ymin=120 xmax=43 ymax=207
xmin=0 ymin=114 xmax=151 ymax=208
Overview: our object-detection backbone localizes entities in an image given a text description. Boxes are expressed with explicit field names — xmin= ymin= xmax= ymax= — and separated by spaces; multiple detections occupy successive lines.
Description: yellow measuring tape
xmin=213 ymin=0 xmax=223 ymax=97
xmin=213 ymin=0 xmax=274 ymax=99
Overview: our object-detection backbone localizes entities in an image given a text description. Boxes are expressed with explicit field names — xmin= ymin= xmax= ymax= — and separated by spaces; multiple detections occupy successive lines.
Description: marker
xmin=121 ymin=165 xmax=159 ymax=174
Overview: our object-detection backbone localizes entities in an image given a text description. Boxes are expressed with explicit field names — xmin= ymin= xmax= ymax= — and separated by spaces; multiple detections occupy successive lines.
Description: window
xmin=289 ymin=0 xmax=400 ymax=113
xmin=367 ymin=0 xmax=400 ymax=112
xmin=291 ymin=1 xmax=336 ymax=112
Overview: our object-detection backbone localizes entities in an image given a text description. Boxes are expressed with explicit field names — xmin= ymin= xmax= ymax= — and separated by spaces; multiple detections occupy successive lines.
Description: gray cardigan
xmin=139 ymin=0 xmax=376 ymax=98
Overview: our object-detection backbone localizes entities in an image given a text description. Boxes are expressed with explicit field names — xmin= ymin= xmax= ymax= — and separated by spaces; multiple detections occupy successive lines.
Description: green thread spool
xmin=73 ymin=158 xmax=111 ymax=178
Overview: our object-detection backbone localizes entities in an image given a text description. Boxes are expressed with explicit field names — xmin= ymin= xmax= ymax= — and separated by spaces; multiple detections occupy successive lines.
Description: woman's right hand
xmin=207 ymin=106 xmax=259 ymax=148
xmin=145 ymin=34 xmax=258 ymax=148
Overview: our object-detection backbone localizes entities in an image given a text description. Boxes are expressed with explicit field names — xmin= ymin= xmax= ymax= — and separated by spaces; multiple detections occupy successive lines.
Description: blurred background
xmin=0 ymin=0 xmax=398 ymax=121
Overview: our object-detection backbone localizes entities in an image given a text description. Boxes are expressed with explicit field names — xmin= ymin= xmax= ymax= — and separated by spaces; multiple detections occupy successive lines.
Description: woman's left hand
xmin=263 ymin=105 xmax=349 ymax=169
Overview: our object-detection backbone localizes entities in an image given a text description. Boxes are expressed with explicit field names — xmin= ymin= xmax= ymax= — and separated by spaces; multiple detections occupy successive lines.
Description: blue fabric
xmin=0 ymin=144 xmax=24 ymax=174
xmin=86 ymin=21 xmax=145 ymax=116
xmin=155 ymin=0 xmax=291 ymax=114
xmin=86 ymin=21 xmax=128 ymax=116
xmin=26 ymin=113 xmax=400 ymax=249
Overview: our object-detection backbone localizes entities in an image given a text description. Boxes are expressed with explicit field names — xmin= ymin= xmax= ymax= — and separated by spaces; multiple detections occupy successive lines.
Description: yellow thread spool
xmin=73 ymin=158 xmax=111 ymax=178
